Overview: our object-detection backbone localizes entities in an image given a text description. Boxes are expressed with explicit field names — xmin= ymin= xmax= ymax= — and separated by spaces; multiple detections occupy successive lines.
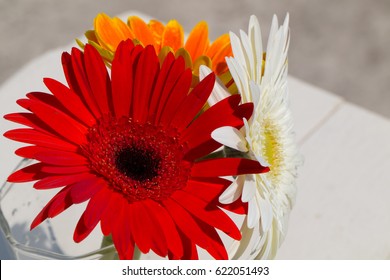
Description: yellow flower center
xmin=262 ymin=119 xmax=283 ymax=184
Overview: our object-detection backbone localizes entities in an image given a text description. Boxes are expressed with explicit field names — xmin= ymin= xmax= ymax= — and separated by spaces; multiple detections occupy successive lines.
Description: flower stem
xmin=133 ymin=245 xmax=141 ymax=260
xmin=100 ymin=235 xmax=119 ymax=260
xmin=100 ymin=235 xmax=142 ymax=260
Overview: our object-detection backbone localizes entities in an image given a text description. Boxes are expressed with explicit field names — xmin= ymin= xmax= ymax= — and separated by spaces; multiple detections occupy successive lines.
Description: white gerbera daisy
xmin=210 ymin=14 xmax=301 ymax=259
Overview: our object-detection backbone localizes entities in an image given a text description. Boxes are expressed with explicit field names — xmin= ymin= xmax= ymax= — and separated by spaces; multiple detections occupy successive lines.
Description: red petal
xmin=4 ymin=112 xmax=58 ymax=134
xmin=111 ymin=40 xmax=136 ymax=118
xmin=31 ymin=185 xmax=73 ymax=229
xmin=138 ymin=200 xmax=169 ymax=257
xmin=147 ymin=52 xmax=175 ymax=122
xmin=4 ymin=128 xmax=77 ymax=151
xmin=180 ymin=94 xmax=241 ymax=141
xmin=21 ymin=98 xmax=87 ymax=145
xmin=100 ymin=191 xmax=120 ymax=236
xmin=33 ymin=172 xmax=96 ymax=189
xmin=220 ymin=197 xmax=247 ymax=215
xmin=8 ymin=162 xmax=48 ymax=183
xmin=69 ymin=48 xmax=102 ymax=119
xmin=143 ymin=199 xmax=183 ymax=259
xmin=175 ymin=229 xmax=198 ymax=260
xmin=113 ymin=203 xmax=135 ymax=260
xmin=68 ymin=176 xmax=105 ymax=204
xmin=131 ymin=45 xmax=160 ymax=122
xmin=191 ymin=158 xmax=269 ymax=177
xmin=26 ymin=91 xmax=64 ymax=110
xmin=170 ymin=73 xmax=215 ymax=130
xmin=127 ymin=202 xmax=151 ymax=254
xmin=73 ymin=187 xmax=111 ymax=243
xmin=14 ymin=146 xmax=39 ymax=158
xmin=195 ymin=219 xmax=228 ymax=260
xmin=15 ymin=146 xmax=88 ymax=166
xmin=183 ymin=98 xmax=254 ymax=160
xmin=43 ymin=78 xmax=96 ymax=127
xmin=151 ymin=55 xmax=186 ymax=125
xmin=162 ymin=198 xmax=228 ymax=260
xmin=84 ymin=45 xmax=112 ymax=115
xmin=62 ymin=52 xmax=77 ymax=92
xmin=184 ymin=177 xmax=230 ymax=202
xmin=40 ymin=164 xmax=90 ymax=175
xmin=172 ymin=190 xmax=241 ymax=240
xmin=158 ymin=69 xmax=192 ymax=127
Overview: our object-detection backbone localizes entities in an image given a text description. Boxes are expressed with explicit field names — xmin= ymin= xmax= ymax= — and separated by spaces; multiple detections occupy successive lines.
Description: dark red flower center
xmin=115 ymin=146 xmax=160 ymax=182
xmin=83 ymin=116 xmax=191 ymax=203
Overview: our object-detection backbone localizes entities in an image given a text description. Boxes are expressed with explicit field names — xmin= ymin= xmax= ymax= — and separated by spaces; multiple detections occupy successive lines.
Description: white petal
xmin=254 ymin=153 xmax=269 ymax=167
xmin=258 ymin=195 xmax=273 ymax=232
xmin=239 ymin=29 xmax=255 ymax=78
xmin=211 ymin=126 xmax=248 ymax=152
xmin=249 ymin=80 xmax=261 ymax=109
xmin=267 ymin=15 xmax=279 ymax=53
xmin=199 ymin=64 xmax=213 ymax=80
xmin=199 ymin=65 xmax=231 ymax=106
xmin=219 ymin=175 xmax=245 ymax=204
xmin=229 ymin=31 xmax=246 ymax=68
xmin=219 ymin=175 xmax=234 ymax=182
xmin=231 ymin=217 xmax=253 ymax=259
xmin=226 ymin=57 xmax=250 ymax=102
xmin=243 ymin=118 xmax=253 ymax=147
xmin=247 ymin=197 xmax=260 ymax=228
xmin=227 ymin=239 xmax=241 ymax=259
xmin=241 ymin=174 xmax=256 ymax=202
xmin=249 ymin=15 xmax=263 ymax=83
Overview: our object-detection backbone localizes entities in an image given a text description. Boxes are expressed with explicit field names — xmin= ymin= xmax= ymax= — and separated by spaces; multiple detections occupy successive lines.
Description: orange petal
xmin=207 ymin=34 xmax=231 ymax=60
xmin=94 ymin=13 xmax=134 ymax=52
xmin=148 ymin=19 xmax=165 ymax=51
xmin=161 ymin=20 xmax=184 ymax=52
xmin=185 ymin=21 xmax=210 ymax=62
xmin=128 ymin=16 xmax=156 ymax=50
xmin=207 ymin=34 xmax=232 ymax=74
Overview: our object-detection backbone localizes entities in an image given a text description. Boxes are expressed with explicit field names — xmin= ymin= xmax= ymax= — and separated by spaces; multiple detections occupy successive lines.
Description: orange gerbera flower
xmin=77 ymin=13 xmax=233 ymax=85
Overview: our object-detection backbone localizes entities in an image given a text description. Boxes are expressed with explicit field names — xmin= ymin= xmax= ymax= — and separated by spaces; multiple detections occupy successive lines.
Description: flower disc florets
xmin=83 ymin=116 xmax=191 ymax=202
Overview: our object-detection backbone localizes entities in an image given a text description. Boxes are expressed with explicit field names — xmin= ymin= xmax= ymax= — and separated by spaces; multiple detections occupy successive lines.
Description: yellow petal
xmin=175 ymin=48 xmax=193 ymax=70
xmin=161 ymin=20 xmax=184 ymax=52
xmin=190 ymin=55 xmax=211 ymax=88
xmin=128 ymin=16 xmax=156 ymax=50
xmin=158 ymin=46 xmax=174 ymax=66
xmin=192 ymin=55 xmax=212 ymax=77
xmin=88 ymin=40 xmax=115 ymax=65
xmin=94 ymin=13 xmax=134 ymax=52
xmin=84 ymin=30 xmax=99 ymax=43
xmin=75 ymin=38 xmax=85 ymax=50
xmin=184 ymin=21 xmax=210 ymax=62
xmin=220 ymin=70 xmax=237 ymax=94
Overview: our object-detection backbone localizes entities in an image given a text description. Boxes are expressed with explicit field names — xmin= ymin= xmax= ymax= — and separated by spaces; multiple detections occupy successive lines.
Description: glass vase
xmin=0 ymin=159 xmax=118 ymax=260
xmin=0 ymin=159 xmax=255 ymax=260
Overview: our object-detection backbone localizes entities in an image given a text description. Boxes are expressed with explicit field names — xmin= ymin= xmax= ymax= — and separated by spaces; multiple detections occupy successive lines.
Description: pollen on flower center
xmin=262 ymin=119 xmax=283 ymax=184
xmin=82 ymin=116 xmax=191 ymax=203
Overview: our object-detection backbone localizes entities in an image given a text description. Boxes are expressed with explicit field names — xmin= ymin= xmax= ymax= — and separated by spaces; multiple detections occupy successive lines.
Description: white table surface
xmin=1 ymin=15 xmax=390 ymax=260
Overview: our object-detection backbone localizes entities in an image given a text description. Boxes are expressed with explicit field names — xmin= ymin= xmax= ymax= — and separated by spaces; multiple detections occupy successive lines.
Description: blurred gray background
xmin=0 ymin=0 xmax=389 ymax=117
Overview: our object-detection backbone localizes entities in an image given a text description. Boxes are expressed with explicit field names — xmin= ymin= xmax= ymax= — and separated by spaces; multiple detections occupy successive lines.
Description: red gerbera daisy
xmin=4 ymin=40 xmax=269 ymax=260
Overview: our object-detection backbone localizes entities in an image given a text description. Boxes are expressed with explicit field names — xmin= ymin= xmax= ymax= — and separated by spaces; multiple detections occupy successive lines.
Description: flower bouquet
xmin=1 ymin=12 xmax=300 ymax=260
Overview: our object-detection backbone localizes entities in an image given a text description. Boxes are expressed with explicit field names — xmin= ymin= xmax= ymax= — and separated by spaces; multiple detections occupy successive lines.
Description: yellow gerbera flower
xmin=78 ymin=13 xmax=233 ymax=85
